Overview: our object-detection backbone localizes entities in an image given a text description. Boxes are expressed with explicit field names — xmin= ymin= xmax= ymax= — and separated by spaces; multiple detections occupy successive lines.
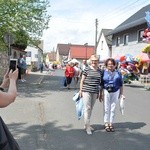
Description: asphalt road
xmin=0 ymin=69 xmax=150 ymax=150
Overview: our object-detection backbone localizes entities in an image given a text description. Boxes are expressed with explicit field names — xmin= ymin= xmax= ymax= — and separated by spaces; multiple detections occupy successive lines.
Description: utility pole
xmin=95 ymin=18 xmax=98 ymax=54
xmin=84 ymin=43 xmax=88 ymax=60
xmin=53 ymin=47 xmax=55 ymax=61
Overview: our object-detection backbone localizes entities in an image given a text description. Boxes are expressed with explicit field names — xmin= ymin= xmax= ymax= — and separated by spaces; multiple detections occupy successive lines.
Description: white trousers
xmin=82 ymin=92 xmax=97 ymax=125
xmin=103 ymin=89 xmax=120 ymax=124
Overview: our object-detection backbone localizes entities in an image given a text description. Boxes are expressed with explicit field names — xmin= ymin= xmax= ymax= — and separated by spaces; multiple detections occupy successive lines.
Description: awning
xmin=142 ymin=44 xmax=150 ymax=53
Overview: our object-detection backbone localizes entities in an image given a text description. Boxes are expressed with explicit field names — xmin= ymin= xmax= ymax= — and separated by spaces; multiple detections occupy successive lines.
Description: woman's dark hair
xmin=105 ymin=58 xmax=116 ymax=67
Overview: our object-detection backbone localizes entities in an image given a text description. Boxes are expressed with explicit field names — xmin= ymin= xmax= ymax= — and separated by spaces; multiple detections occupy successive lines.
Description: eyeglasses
xmin=107 ymin=63 xmax=114 ymax=65
xmin=91 ymin=60 xmax=98 ymax=62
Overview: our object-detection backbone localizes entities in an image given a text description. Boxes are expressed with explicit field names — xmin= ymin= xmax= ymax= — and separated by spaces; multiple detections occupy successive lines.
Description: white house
xmin=109 ymin=4 xmax=150 ymax=58
xmin=25 ymin=46 xmax=43 ymax=69
xmin=96 ymin=29 xmax=112 ymax=61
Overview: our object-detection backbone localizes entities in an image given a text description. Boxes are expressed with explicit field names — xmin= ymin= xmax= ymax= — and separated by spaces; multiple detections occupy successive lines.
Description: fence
xmin=139 ymin=74 xmax=150 ymax=85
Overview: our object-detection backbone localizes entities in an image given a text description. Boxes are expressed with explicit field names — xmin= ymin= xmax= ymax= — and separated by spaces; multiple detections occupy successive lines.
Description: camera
xmin=9 ymin=59 xmax=17 ymax=71
xmin=106 ymin=81 xmax=114 ymax=92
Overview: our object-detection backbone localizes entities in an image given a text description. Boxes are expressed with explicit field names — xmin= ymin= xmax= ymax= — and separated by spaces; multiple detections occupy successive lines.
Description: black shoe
xmin=109 ymin=125 xmax=115 ymax=132
xmin=104 ymin=125 xmax=111 ymax=132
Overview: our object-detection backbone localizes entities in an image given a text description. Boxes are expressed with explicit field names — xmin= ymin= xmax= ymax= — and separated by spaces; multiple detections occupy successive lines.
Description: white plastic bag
xmin=119 ymin=95 xmax=125 ymax=115
xmin=73 ymin=92 xmax=84 ymax=120
xmin=73 ymin=92 xmax=80 ymax=102
xmin=75 ymin=97 xmax=84 ymax=120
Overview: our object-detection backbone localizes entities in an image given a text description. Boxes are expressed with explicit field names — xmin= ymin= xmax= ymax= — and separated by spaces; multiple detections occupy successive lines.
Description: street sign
xmin=3 ymin=32 xmax=14 ymax=45
xmin=3 ymin=32 xmax=14 ymax=56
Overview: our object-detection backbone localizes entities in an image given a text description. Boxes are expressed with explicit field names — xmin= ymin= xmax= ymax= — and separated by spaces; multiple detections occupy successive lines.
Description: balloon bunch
xmin=143 ymin=11 xmax=150 ymax=43
xmin=143 ymin=28 xmax=150 ymax=43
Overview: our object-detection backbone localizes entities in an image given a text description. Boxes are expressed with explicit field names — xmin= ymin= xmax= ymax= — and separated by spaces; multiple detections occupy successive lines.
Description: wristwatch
xmin=0 ymin=87 xmax=4 ymax=92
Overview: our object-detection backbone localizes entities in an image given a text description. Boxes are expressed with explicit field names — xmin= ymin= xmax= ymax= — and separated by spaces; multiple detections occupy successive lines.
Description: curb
xmin=124 ymin=81 xmax=145 ymax=88
xmin=37 ymin=75 xmax=45 ymax=85
xmin=124 ymin=82 xmax=150 ymax=89
xmin=124 ymin=84 xmax=145 ymax=88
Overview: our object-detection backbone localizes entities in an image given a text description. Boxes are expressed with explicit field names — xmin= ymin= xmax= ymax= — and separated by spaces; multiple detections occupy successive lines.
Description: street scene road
xmin=0 ymin=69 xmax=150 ymax=150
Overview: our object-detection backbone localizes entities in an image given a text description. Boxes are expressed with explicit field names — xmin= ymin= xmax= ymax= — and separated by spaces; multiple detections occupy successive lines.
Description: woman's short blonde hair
xmin=90 ymin=54 xmax=99 ymax=61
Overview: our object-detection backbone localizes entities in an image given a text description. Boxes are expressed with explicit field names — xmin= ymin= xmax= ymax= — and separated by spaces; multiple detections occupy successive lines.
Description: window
xmin=124 ymin=34 xmax=129 ymax=45
xmin=101 ymin=41 xmax=103 ymax=50
xmin=35 ymin=54 xmax=38 ymax=58
xmin=116 ymin=37 xmax=120 ymax=46
xmin=26 ymin=51 xmax=31 ymax=57
xmin=13 ymin=51 xmax=17 ymax=58
xmin=138 ymin=30 xmax=144 ymax=42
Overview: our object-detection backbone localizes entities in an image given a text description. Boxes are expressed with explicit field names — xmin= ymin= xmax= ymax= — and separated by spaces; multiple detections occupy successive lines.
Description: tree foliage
xmin=11 ymin=30 xmax=29 ymax=50
xmin=0 ymin=0 xmax=51 ymax=50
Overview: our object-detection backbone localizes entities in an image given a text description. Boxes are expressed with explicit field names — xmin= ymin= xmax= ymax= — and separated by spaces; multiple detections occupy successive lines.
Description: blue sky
xmin=42 ymin=0 xmax=150 ymax=52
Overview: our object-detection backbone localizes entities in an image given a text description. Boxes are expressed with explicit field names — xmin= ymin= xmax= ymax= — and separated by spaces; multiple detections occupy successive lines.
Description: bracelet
xmin=0 ymin=87 xmax=4 ymax=92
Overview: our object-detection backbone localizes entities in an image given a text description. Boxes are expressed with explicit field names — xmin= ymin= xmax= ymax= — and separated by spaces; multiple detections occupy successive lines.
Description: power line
xmin=50 ymin=0 xmax=149 ymax=26
xmin=99 ymin=0 xmax=148 ymax=23
xmin=98 ymin=0 xmax=149 ymax=28
xmin=99 ymin=0 xmax=142 ymax=19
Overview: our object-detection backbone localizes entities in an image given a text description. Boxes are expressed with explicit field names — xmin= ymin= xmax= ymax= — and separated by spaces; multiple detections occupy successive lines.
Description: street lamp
xmin=84 ymin=43 xmax=88 ymax=60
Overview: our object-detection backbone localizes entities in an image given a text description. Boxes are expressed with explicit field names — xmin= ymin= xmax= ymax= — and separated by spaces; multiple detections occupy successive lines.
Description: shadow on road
xmin=17 ymin=74 xmax=79 ymax=98
xmin=92 ymin=122 xmax=146 ymax=131
xmin=7 ymin=121 xmax=149 ymax=150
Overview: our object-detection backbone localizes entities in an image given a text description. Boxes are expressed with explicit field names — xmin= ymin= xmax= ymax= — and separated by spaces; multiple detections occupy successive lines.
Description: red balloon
xmin=120 ymin=56 xmax=126 ymax=62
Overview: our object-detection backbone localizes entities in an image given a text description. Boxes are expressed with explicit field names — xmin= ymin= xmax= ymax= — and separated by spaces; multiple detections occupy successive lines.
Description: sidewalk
xmin=124 ymin=80 xmax=150 ymax=89
xmin=18 ymin=71 xmax=46 ymax=85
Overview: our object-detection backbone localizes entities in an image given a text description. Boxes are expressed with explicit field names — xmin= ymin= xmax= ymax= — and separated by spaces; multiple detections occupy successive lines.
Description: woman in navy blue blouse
xmin=100 ymin=58 xmax=124 ymax=132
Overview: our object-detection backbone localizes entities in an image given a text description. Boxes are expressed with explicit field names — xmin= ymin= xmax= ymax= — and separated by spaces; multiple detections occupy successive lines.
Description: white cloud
xmin=42 ymin=0 xmax=150 ymax=52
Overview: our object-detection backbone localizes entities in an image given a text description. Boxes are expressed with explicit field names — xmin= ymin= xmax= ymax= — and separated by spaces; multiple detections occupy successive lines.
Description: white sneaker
xmin=86 ymin=127 xmax=92 ymax=135
xmin=84 ymin=125 xmax=94 ymax=131
xmin=90 ymin=126 xmax=94 ymax=131
xmin=21 ymin=79 xmax=24 ymax=82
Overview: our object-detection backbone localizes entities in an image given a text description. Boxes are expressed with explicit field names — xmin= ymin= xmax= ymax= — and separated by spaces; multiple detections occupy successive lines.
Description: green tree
xmin=11 ymin=30 xmax=29 ymax=50
xmin=0 ymin=0 xmax=51 ymax=50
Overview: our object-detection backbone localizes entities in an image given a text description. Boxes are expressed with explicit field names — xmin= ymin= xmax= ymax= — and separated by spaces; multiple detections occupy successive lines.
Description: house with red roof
xmin=45 ymin=51 xmax=56 ymax=64
xmin=56 ymin=43 xmax=95 ymax=64
xmin=68 ymin=44 xmax=95 ymax=61
xmin=56 ymin=43 xmax=70 ymax=64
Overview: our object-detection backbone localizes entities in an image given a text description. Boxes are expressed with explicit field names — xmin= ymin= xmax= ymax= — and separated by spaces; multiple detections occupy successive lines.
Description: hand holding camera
xmin=0 ymin=68 xmax=18 ymax=89
xmin=9 ymin=69 xmax=18 ymax=81
xmin=9 ymin=59 xmax=18 ymax=72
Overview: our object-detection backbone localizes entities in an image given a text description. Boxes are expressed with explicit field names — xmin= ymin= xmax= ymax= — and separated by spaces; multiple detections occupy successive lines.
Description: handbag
xmin=0 ymin=117 xmax=20 ymax=150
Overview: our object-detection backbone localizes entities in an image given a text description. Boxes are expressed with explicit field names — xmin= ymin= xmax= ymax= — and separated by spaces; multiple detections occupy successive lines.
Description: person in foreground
xmin=0 ymin=69 xmax=18 ymax=107
xmin=79 ymin=54 xmax=101 ymax=135
xmin=99 ymin=58 xmax=124 ymax=132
